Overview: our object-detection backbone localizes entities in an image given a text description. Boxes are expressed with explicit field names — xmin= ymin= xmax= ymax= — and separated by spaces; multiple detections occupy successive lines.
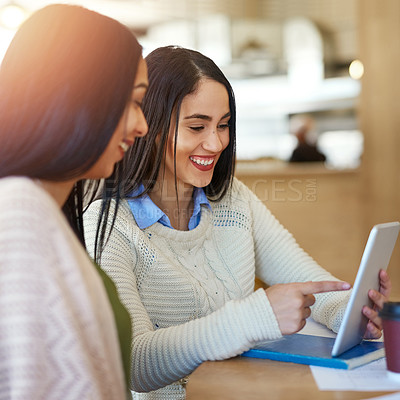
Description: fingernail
xmin=342 ymin=282 xmax=351 ymax=290
xmin=368 ymin=321 xmax=376 ymax=330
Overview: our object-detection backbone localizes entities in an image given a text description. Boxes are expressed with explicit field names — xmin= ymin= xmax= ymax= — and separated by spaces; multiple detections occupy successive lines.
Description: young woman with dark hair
xmin=118 ymin=45 xmax=237 ymax=202
xmin=84 ymin=46 xmax=391 ymax=399
xmin=0 ymin=4 xmax=148 ymax=399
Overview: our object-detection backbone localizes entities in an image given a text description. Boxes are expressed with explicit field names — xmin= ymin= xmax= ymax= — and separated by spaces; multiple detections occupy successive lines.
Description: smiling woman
xmin=0 ymin=4 xmax=148 ymax=399
xmin=83 ymin=45 xmax=391 ymax=400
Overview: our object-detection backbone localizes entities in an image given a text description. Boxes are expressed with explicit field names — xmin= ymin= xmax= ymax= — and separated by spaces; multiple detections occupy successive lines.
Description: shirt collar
xmin=127 ymin=184 xmax=211 ymax=230
xmin=191 ymin=186 xmax=210 ymax=223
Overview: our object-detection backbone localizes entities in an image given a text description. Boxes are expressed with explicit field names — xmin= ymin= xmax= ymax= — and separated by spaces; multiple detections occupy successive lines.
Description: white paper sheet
xmin=363 ymin=392 xmax=400 ymax=400
xmin=311 ymin=358 xmax=400 ymax=391
xmin=298 ymin=318 xmax=337 ymax=338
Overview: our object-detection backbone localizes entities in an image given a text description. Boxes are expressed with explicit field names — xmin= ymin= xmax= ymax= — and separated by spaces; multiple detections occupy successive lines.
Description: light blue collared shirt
xmin=127 ymin=184 xmax=211 ymax=230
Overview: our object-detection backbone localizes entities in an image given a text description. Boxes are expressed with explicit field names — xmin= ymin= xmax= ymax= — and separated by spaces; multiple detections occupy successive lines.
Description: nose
xmin=202 ymin=129 xmax=223 ymax=153
xmin=133 ymin=109 xmax=148 ymax=138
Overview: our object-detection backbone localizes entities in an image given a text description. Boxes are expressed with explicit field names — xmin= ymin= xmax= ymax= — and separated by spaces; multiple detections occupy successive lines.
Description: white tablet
xmin=331 ymin=221 xmax=400 ymax=357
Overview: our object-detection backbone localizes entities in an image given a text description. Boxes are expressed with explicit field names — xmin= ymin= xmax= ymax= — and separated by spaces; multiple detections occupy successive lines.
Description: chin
xmin=86 ymin=167 xmax=115 ymax=180
xmin=102 ymin=168 xmax=115 ymax=179
xmin=192 ymin=178 xmax=212 ymax=188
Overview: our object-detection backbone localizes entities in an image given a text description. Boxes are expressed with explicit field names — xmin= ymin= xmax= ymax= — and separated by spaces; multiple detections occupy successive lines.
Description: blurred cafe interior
xmin=1 ymin=0 xmax=399 ymax=297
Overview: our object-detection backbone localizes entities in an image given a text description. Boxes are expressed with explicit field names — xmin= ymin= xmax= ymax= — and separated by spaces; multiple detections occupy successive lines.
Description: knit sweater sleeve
xmin=84 ymin=201 xmax=282 ymax=393
xmin=232 ymin=179 xmax=351 ymax=333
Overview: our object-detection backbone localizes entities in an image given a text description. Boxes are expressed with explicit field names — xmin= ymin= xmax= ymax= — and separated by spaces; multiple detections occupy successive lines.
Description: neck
xmin=37 ymin=179 xmax=76 ymax=208
xmin=149 ymin=177 xmax=194 ymax=231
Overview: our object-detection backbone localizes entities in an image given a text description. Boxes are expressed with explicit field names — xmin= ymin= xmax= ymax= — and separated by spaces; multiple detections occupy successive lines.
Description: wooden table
xmin=186 ymin=356 xmax=395 ymax=400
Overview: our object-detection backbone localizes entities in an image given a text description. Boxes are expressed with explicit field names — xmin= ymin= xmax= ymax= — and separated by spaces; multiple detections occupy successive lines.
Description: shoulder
xmin=211 ymin=177 xmax=275 ymax=227
xmin=230 ymin=177 xmax=254 ymax=198
xmin=85 ymin=198 xmax=136 ymax=225
xmin=209 ymin=178 xmax=257 ymax=230
xmin=0 ymin=176 xmax=52 ymax=202
xmin=214 ymin=177 xmax=258 ymax=208
xmin=84 ymin=197 xmax=140 ymax=241
xmin=0 ymin=177 xmax=60 ymax=224
xmin=0 ymin=177 xmax=91 ymax=280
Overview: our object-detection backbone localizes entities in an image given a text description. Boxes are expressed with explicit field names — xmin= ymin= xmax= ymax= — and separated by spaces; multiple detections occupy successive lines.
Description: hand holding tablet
xmin=266 ymin=222 xmax=399 ymax=356
xmin=363 ymin=268 xmax=392 ymax=339
xmin=331 ymin=221 xmax=400 ymax=356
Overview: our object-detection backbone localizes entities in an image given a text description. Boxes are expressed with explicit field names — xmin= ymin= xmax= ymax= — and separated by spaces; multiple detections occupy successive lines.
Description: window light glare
xmin=349 ymin=59 xmax=364 ymax=80
xmin=0 ymin=4 xmax=26 ymax=30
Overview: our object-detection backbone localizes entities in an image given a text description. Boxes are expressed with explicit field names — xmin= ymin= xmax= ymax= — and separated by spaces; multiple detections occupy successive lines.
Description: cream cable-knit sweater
xmin=0 ymin=177 xmax=126 ymax=400
xmin=84 ymin=178 xmax=350 ymax=400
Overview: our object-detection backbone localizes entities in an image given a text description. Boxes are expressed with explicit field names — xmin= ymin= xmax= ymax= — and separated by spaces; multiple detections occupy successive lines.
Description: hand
xmin=363 ymin=269 xmax=392 ymax=339
xmin=265 ymin=281 xmax=351 ymax=335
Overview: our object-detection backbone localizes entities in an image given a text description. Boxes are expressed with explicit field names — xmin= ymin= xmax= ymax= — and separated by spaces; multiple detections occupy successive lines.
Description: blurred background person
xmin=289 ymin=114 xmax=326 ymax=162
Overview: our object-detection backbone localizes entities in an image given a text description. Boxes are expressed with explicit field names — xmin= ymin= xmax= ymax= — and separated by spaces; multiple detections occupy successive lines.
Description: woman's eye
xmin=190 ymin=126 xmax=204 ymax=132
xmin=218 ymin=123 xmax=230 ymax=130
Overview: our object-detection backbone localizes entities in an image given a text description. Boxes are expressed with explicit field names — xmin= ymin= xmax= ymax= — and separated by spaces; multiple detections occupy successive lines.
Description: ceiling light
xmin=349 ymin=59 xmax=364 ymax=80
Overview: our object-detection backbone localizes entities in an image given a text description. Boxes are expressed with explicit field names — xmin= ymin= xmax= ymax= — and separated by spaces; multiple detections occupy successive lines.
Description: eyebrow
xmin=184 ymin=112 xmax=231 ymax=121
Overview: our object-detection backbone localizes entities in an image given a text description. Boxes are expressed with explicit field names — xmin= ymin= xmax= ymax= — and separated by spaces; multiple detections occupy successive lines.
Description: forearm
xmin=248 ymin=184 xmax=350 ymax=332
xmin=130 ymin=288 xmax=281 ymax=392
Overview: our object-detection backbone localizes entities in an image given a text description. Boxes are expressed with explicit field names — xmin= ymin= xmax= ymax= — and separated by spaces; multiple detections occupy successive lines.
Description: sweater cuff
xmin=241 ymin=288 xmax=282 ymax=343
xmin=205 ymin=288 xmax=283 ymax=360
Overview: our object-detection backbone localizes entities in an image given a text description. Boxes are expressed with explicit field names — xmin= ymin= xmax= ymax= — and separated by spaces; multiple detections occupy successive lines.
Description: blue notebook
xmin=241 ymin=334 xmax=385 ymax=370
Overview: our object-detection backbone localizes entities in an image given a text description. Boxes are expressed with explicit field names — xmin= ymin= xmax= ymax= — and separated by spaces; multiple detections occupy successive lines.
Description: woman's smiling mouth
xmin=189 ymin=156 xmax=215 ymax=171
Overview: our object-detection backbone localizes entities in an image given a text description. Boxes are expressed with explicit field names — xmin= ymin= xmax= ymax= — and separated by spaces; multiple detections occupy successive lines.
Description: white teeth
xmin=190 ymin=157 xmax=214 ymax=166
xmin=119 ymin=141 xmax=129 ymax=152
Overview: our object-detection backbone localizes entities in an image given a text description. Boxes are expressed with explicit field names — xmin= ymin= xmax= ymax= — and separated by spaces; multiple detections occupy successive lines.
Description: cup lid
xmin=380 ymin=302 xmax=400 ymax=321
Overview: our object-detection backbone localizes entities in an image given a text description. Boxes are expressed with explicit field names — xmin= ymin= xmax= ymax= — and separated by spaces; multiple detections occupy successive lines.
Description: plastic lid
xmin=379 ymin=302 xmax=400 ymax=321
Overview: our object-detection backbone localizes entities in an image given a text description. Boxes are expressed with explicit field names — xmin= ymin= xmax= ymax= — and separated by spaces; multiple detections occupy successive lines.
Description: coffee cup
xmin=380 ymin=302 xmax=400 ymax=381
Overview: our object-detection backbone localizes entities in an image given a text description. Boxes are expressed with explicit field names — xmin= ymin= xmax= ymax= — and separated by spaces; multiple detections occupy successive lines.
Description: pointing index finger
xmin=300 ymin=281 xmax=351 ymax=295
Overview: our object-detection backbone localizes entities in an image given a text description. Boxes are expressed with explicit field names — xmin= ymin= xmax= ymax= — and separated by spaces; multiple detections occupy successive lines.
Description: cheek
xmin=125 ymin=110 xmax=137 ymax=134
xmin=166 ymin=133 xmax=188 ymax=163
xmin=221 ymin=132 xmax=230 ymax=151
xmin=165 ymin=137 xmax=175 ymax=165
xmin=117 ymin=105 xmax=138 ymax=138
xmin=112 ymin=114 xmax=126 ymax=142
